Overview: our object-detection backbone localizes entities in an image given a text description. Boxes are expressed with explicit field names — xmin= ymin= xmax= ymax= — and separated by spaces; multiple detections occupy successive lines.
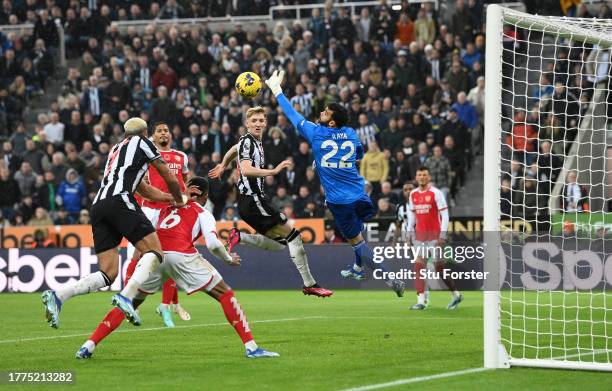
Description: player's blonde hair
xmin=124 ymin=117 xmax=148 ymax=136
xmin=246 ymin=106 xmax=266 ymax=119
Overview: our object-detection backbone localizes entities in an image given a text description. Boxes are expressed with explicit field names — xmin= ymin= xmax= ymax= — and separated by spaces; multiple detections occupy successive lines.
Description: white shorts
xmin=141 ymin=206 xmax=161 ymax=222
xmin=139 ymin=252 xmax=223 ymax=295
xmin=412 ymin=240 xmax=441 ymax=261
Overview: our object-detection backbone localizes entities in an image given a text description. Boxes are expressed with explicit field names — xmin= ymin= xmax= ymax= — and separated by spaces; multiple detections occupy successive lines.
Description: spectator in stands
xmin=376 ymin=198 xmax=396 ymax=218
xmin=380 ymin=181 xmax=400 ymax=206
xmin=507 ymin=110 xmax=537 ymax=164
xmin=451 ymin=91 xmax=479 ymax=147
xmin=389 ymin=150 xmax=412 ymax=189
xmin=1 ymin=141 xmax=21 ymax=172
xmin=395 ymin=13 xmax=414 ymax=46
xmin=356 ymin=113 xmax=380 ymax=149
xmin=14 ymin=161 xmax=36 ymax=197
xmin=562 ymin=170 xmax=588 ymax=212
xmin=323 ymin=222 xmax=344 ymax=243
xmin=33 ymin=9 xmax=58 ymax=47
xmin=43 ymin=112 xmax=64 ymax=146
xmin=81 ymin=75 xmax=104 ymax=119
xmin=34 ymin=171 xmax=56 ymax=212
xmin=535 ymin=140 xmax=562 ymax=195
xmin=467 ymin=76 xmax=485 ymax=123
xmin=0 ymin=166 xmax=20 ymax=219
xmin=53 ymin=207 xmax=74 ymax=225
xmin=10 ymin=123 xmax=27 ymax=155
xmin=414 ymin=8 xmax=435 ymax=45
xmin=22 ymin=139 xmax=44 ymax=175
xmin=446 ymin=60 xmax=469 ymax=96
xmin=14 ymin=195 xmax=36 ymax=225
xmin=361 ymin=140 xmax=388 ymax=196
xmin=153 ymin=61 xmax=178 ymax=92
xmin=513 ymin=176 xmax=543 ymax=219
xmin=32 ymin=39 xmax=55 ymax=81
xmin=160 ymin=0 xmax=185 ymax=19
xmin=50 ymin=152 xmax=68 ymax=187
xmin=152 ymin=86 xmax=177 ymax=126
xmin=56 ymin=168 xmax=87 ymax=220
xmin=28 ymin=207 xmax=54 ymax=227
xmin=426 ymin=146 xmax=452 ymax=201
xmin=409 ymin=142 xmax=430 ymax=178
xmin=443 ymin=135 xmax=464 ymax=194
xmin=77 ymin=209 xmax=90 ymax=225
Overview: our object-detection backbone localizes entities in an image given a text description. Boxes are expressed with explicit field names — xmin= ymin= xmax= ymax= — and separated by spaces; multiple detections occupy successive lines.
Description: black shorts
xmin=237 ymin=194 xmax=287 ymax=235
xmin=90 ymin=193 xmax=156 ymax=254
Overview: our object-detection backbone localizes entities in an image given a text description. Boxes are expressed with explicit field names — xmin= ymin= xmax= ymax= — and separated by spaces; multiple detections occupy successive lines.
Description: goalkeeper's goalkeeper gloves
xmin=265 ymin=69 xmax=285 ymax=97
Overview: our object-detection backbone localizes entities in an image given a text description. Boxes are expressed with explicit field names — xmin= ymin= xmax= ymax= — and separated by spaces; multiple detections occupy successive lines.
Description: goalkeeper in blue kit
xmin=265 ymin=70 xmax=405 ymax=296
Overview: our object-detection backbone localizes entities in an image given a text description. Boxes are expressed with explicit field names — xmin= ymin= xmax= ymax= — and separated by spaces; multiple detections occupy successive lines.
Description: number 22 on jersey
xmin=320 ymin=140 xmax=355 ymax=168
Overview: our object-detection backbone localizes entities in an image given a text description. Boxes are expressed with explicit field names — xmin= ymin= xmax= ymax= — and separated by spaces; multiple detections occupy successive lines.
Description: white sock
xmin=453 ymin=290 xmax=461 ymax=298
xmin=56 ymin=271 xmax=110 ymax=303
xmin=245 ymin=340 xmax=258 ymax=351
xmin=120 ymin=252 xmax=161 ymax=300
xmin=287 ymin=234 xmax=316 ymax=287
xmin=241 ymin=233 xmax=286 ymax=251
xmin=82 ymin=339 xmax=96 ymax=352
xmin=353 ymin=264 xmax=363 ymax=272
xmin=418 ymin=293 xmax=426 ymax=305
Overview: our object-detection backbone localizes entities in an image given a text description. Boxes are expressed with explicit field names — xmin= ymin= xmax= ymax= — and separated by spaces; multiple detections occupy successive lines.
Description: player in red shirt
xmin=129 ymin=122 xmax=191 ymax=327
xmin=405 ymin=166 xmax=462 ymax=310
xmin=76 ymin=177 xmax=279 ymax=359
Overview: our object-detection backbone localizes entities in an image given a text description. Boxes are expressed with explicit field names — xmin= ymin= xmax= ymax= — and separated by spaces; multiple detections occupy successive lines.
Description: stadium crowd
xmin=499 ymin=1 xmax=611 ymax=222
xmin=3 ymin=0 xmax=602 ymax=229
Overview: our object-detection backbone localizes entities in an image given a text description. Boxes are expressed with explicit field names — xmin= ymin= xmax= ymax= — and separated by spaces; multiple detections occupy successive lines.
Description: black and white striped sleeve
xmin=238 ymin=137 xmax=253 ymax=162
xmin=396 ymin=203 xmax=404 ymax=223
xmin=138 ymin=137 xmax=162 ymax=162
xmin=139 ymin=136 xmax=162 ymax=162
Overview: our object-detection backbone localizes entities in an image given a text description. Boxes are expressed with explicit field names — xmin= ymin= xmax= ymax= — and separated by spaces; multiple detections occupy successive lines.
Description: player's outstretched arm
xmin=151 ymin=158 xmax=184 ymax=205
xmin=209 ymin=144 xmax=238 ymax=179
xmin=265 ymin=69 xmax=316 ymax=141
xmin=136 ymin=180 xmax=173 ymax=203
xmin=239 ymin=159 xmax=290 ymax=178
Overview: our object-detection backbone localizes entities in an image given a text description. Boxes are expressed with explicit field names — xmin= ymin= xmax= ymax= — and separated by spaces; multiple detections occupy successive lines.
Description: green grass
xmin=0 ymin=291 xmax=610 ymax=390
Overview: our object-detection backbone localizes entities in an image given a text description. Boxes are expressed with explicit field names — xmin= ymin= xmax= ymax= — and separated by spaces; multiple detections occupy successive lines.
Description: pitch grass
xmin=0 ymin=291 xmax=610 ymax=391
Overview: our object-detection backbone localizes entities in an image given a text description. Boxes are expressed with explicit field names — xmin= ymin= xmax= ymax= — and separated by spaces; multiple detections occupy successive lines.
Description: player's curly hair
xmin=327 ymin=103 xmax=348 ymax=128
xmin=187 ymin=176 xmax=209 ymax=195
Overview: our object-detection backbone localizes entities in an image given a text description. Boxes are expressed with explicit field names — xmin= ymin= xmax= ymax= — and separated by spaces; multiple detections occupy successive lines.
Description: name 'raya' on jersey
xmin=275 ymin=93 xmax=365 ymax=205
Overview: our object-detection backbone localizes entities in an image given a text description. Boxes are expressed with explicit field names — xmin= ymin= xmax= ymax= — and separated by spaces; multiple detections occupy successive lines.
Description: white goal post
xmin=484 ymin=5 xmax=612 ymax=371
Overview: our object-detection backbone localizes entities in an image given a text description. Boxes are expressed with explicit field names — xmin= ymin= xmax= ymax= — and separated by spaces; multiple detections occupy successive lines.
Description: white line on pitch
xmin=339 ymin=367 xmax=491 ymax=391
xmin=0 ymin=316 xmax=327 ymax=345
xmin=0 ymin=314 xmax=478 ymax=345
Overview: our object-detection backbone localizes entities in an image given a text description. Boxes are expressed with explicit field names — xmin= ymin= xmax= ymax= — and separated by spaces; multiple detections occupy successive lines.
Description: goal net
xmin=484 ymin=5 xmax=612 ymax=371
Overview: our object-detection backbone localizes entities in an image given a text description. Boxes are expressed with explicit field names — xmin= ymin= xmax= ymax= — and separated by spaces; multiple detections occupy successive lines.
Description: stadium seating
xmin=1 ymin=0 xmax=606 ymax=228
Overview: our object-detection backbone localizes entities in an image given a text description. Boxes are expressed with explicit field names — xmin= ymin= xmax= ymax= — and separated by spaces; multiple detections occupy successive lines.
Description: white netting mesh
xmin=496 ymin=9 xmax=612 ymax=367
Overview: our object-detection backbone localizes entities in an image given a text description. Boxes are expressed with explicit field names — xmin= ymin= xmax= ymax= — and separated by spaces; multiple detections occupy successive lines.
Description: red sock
xmin=162 ymin=279 xmax=177 ymax=305
xmin=89 ymin=308 xmax=125 ymax=345
xmin=435 ymin=263 xmax=457 ymax=291
xmin=172 ymin=283 xmax=178 ymax=305
xmin=124 ymin=258 xmax=139 ymax=285
xmin=219 ymin=290 xmax=253 ymax=344
xmin=414 ymin=262 xmax=426 ymax=294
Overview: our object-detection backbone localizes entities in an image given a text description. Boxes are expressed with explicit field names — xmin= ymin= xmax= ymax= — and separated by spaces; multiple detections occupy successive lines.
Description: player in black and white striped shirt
xmin=209 ymin=106 xmax=332 ymax=297
xmin=42 ymin=117 xmax=185 ymax=329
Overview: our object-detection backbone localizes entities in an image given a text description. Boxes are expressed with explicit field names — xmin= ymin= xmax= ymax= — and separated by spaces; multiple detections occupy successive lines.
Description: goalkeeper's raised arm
xmin=265 ymin=70 xmax=316 ymax=141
